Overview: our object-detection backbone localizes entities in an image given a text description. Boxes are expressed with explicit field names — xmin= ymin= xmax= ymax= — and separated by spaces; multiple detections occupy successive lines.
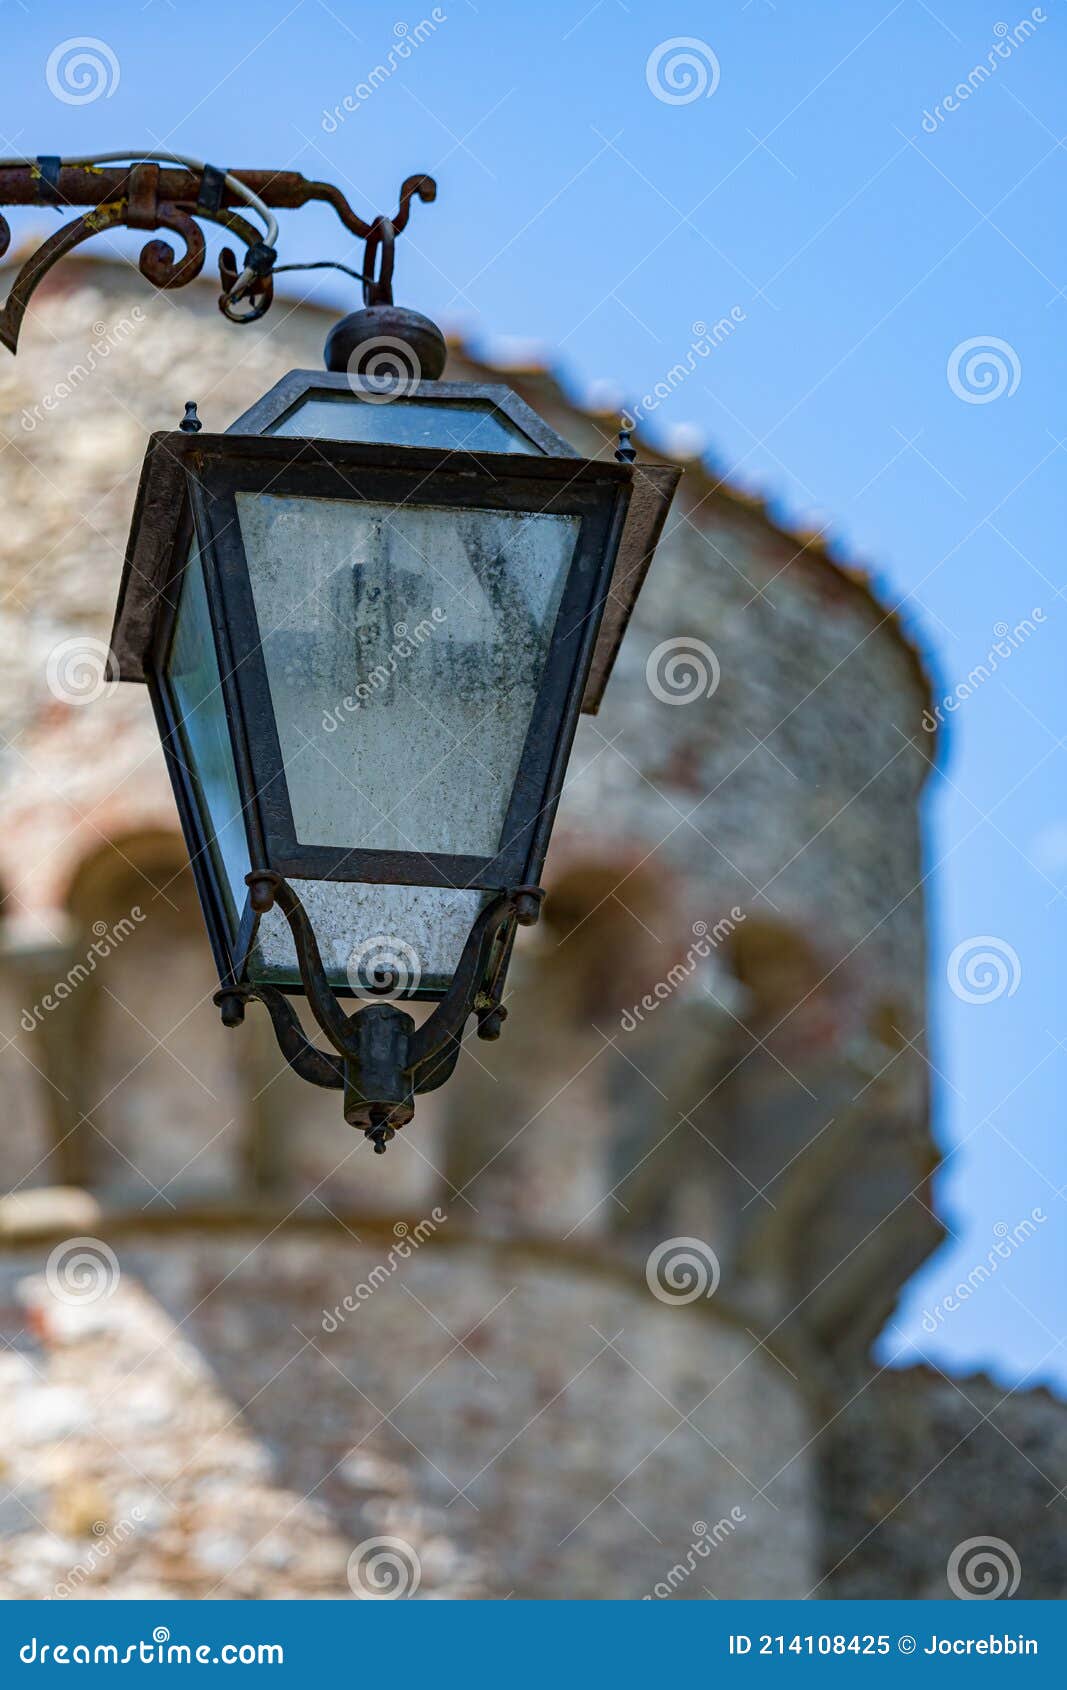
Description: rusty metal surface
xmin=0 ymin=164 xmax=436 ymax=353
xmin=580 ymin=462 xmax=682 ymax=713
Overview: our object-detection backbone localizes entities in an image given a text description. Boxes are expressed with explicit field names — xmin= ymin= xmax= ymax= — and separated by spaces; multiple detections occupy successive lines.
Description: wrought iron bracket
xmin=0 ymin=161 xmax=436 ymax=354
xmin=213 ymin=873 xmax=543 ymax=1154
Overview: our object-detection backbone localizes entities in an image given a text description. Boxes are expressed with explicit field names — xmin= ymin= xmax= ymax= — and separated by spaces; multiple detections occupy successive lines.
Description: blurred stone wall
xmin=820 ymin=1370 xmax=1067 ymax=1599
xmin=0 ymin=1230 xmax=811 ymax=1599
xmin=0 ymin=255 xmax=1061 ymax=1600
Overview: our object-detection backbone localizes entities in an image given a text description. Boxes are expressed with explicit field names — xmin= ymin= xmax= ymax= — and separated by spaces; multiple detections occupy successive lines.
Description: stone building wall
xmin=0 ymin=1228 xmax=813 ymax=1600
xmin=820 ymin=1370 xmax=1067 ymax=1599
xmin=0 ymin=255 xmax=1062 ymax=1599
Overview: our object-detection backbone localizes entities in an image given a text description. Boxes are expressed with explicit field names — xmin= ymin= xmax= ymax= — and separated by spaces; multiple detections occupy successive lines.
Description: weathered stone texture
xmin=820 ymin=1369 xmax=1067 ymax=1598
xmin=0 ymin=1232 xmax=813 ymax=1599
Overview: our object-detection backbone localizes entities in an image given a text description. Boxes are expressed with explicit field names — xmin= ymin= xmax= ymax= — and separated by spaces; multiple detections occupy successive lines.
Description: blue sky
xmin=2 ymin=0 xmax=1064 ymax=1389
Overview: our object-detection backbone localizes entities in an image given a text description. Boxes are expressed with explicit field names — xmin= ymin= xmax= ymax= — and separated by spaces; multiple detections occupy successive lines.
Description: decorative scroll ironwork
xmin=213 ymin=874 xmax=543 ymax=1153
xmin=0 ymin=162 xmax=436 ymax=354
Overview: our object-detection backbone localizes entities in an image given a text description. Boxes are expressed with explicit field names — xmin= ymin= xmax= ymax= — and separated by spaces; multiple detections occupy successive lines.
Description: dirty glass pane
xmin=247 ymin=880 xmax=487 ymax=995
xmin=268 ymin=394 xmax=537 ymax=453
xmin=235 ymin=492 xmax=580 ymax=858
xmin=166 ymin=545 xmax=250 ymax=932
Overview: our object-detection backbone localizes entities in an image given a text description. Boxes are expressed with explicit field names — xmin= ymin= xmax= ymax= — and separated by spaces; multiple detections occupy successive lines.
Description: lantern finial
xmin=322 ymin=305 xmax=448 ymax=383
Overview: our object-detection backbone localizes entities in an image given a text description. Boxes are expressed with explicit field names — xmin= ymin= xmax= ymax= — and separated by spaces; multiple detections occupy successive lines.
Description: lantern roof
xmin=228 ymin=369 xmax=578 ymax=454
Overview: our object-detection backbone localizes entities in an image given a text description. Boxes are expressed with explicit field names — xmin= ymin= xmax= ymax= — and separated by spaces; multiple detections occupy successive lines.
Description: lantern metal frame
xmin=112 ymin=427 xmax=631 ymax=981
xmin=108 ymin=424 xmax=638 ymax=1147
xmin=190 ymin=446 xmax=627 ymax=893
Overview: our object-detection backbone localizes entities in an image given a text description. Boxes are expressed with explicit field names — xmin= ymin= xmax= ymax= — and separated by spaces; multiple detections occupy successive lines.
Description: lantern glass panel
xmin=267 ymin=393 xmax=538 ymax=453
xmin=247 ymin=880 xmax=487 ymax=995
xmin=165 ymin=544 xmax=250 ymax=931
xmin=234 ymin=492 xmax=579 ymax=858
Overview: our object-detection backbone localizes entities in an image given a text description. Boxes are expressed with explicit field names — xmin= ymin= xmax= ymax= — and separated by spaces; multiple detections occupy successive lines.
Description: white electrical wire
xmin=0 ymin=151 xmax=278 ymax=310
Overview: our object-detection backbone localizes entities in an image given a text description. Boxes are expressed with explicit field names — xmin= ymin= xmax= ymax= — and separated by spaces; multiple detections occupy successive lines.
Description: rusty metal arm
xmin=0 ymin=158 xmax=436 ymax=354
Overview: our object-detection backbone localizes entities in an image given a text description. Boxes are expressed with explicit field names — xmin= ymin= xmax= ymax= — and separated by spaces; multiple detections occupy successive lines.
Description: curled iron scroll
xmin=0 ymin=199 xmax=267 ymax=352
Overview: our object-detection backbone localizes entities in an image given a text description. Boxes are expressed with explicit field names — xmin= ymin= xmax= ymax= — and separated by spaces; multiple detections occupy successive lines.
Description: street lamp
xmin=1 ymin=155 xmax=680 ymax=1152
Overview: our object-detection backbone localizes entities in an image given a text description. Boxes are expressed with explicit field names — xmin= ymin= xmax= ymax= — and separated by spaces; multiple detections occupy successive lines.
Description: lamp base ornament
xmin=214 ymin=874 xmax=543 ymax=1152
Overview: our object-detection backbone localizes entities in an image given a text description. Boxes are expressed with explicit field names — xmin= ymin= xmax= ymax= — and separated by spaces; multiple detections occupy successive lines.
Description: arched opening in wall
xmin=61 ymin=830 xmax=251 ymax=1205
xmin=716 ymin=917 xmax=938 ymax=1358
xmin=442 ymin=851 xmax=698 ymax=1236
xmin=60 ymin=832 xmax=448 ymax=1216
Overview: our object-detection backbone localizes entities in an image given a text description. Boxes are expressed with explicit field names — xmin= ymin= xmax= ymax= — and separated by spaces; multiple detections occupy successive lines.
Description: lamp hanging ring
xmin=362 ymin=216 xmax=396 ymax=307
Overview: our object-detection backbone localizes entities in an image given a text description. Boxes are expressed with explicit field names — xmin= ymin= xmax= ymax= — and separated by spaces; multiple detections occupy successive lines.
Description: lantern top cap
xmin=225 ymin=369 xmax=580 ymax=456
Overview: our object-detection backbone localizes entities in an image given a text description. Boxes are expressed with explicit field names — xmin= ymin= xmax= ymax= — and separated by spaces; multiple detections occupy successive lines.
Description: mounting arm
xmin=0 ymin=156 xmax=436 ymax=353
